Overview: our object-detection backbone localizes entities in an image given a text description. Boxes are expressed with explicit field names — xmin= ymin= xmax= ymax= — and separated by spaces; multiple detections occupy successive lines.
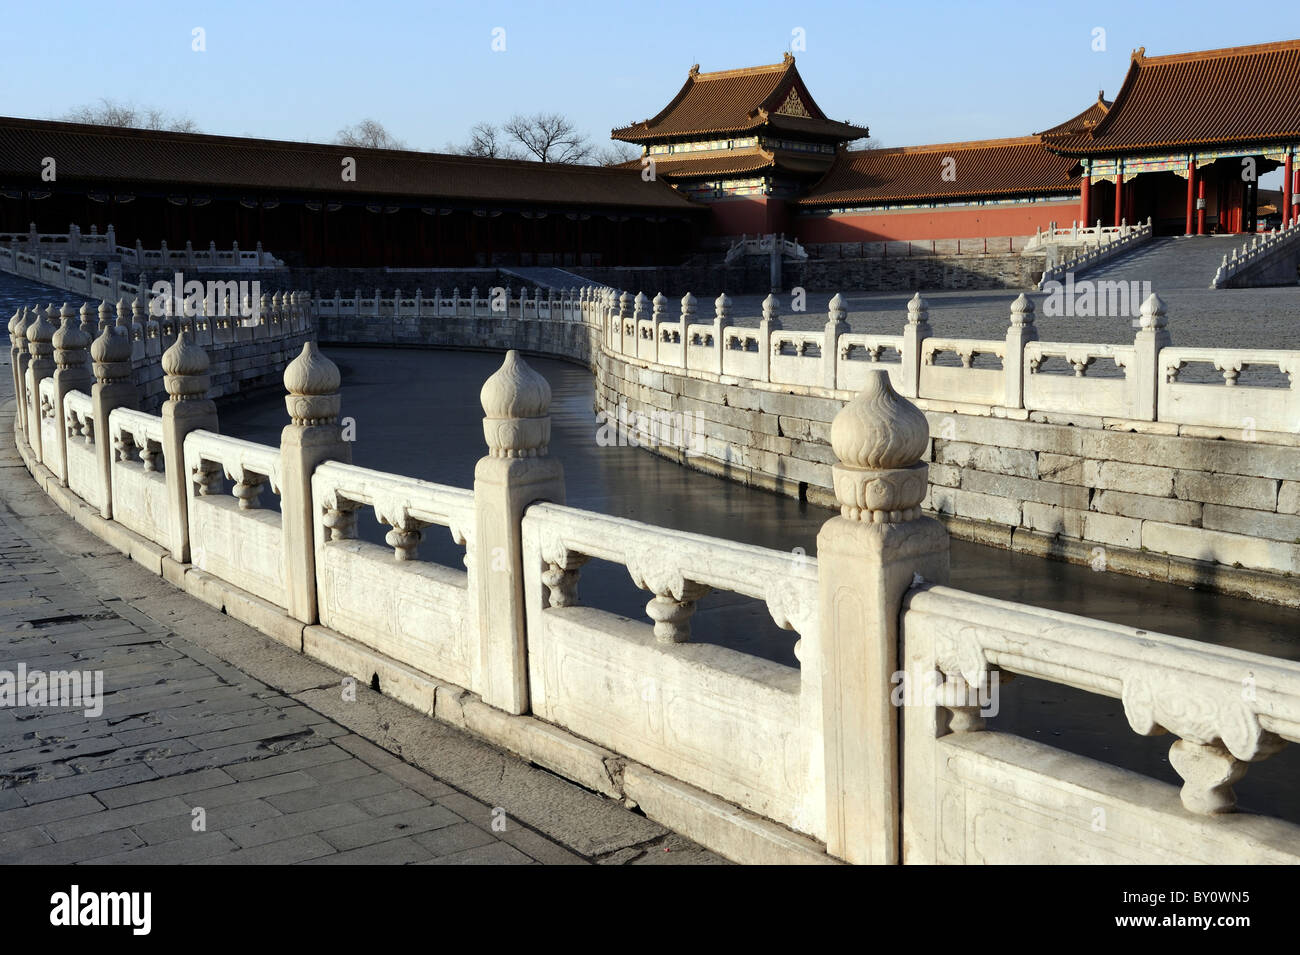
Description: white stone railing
xmin=1159 ymin=346 xmax=1300 ymax=433
xmin=108 ymin=406 xmax=171 ymax=549
xmin=14 ymin=323 xmax=1300 ymax=865
xmin=520 ymin=500 xmax=823 ymax=835
xmin=901 ymin=584 xmax=1300 ymax=863
xmin=1023 ymin=219 xmax=1134 ymax=252
xmin=311 ymin=461 xmax=479 ymax=693
xmin=184 ymin=431 xmax=287 ymax=609
xmin=1211 ymin=219 xmax=1300 ymax=288
xmin=0 ymin=223 xmax=284 ymax=270
xmin=1038 ymin=217 xmax=1153 ymax=287
xmin=312 ymin=282 xmax=1300 ymax=439
xmin=62 ymin=390 xmax=102 ymax=513
xmin=725 ymin=232 xmax=809 ymax=264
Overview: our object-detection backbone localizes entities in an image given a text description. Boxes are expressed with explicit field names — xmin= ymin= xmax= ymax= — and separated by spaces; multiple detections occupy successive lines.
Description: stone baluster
xmin=1133 ymin=292 xmax=1170 ymax=421
xmin=651 ymin=292 xmax=667 ymax=364
xmin=633 ymin=292 xmax=649 ymax=348
xmin=615 ymin=291 xmax=631 ymax=354
xmin=474 ymin=350 xmax=565 ymax=714
xmin=160 ymin=326 xmax=218 ymax=563
xmin=51 ymin=305 xmax=94 ymax=485
xmin=713 ymin=292 xmax=731 ymax=375
xmin=97 ymin=299 xmax=112 ymax=335
xmin=759 ymin=293 xmax=781 ymax=383
xmin=414 ymin=288 xmax=423 ymax=320
xmin=280 ymin=342 xmax=351 ymax=626
xmin=24 ymin=305 xmax=57 ymax=459
xmin=9 ymin=307 xmax=29 ymax=435
xmin=678 ymin=292 xmax=695 ymax=368
xmin=818 ymin=369 xmax=949 ymax=865
xmin=78 ymin=302 xmax=96 ymax=340
xmin=824 ymin=292 xmax=848 ymax=389
xmin=1004 ymin=293 xmax=1038 ymax=410
xmin=88 ymin=313 xmax=137 ymax=518
xmin=901 ymin=292 xmax=931 ymax=399
xmin=135 ymin=297 xmax=158 ymax=361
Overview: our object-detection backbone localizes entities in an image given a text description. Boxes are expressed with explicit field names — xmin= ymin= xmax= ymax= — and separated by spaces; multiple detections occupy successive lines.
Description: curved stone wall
xmin=316 ymin=295 xmax=1300 ymax=608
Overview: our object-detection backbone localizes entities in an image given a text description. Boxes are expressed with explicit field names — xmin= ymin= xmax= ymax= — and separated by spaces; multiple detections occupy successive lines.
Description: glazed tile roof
xmin=0 ymin=116 xmax=701 ymax=211
xmin=618 ymin=146 xmax=837 ymax=180
xmin=1038 ymin=93 xmax=1112 ymax=140
xmin=1047 ymin=39 xmax=1300 ymax=155
xmin=795 ymin=136 xmax=1079 ymax=207
xmin=610 ymin=55 xmax=868 ymax=144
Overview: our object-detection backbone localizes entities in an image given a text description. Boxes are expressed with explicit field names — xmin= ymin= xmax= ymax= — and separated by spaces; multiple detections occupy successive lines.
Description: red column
xmin=1292 ymin=164 xmax=1299 ymax=226
xmin=1284 ymin=153 xmax=1294 ymax=227
xmin=1080 ymin=175 xmax=1091 ymax=226
xmin=1197 ymin=176 xmax=1206 ymax=235
xmin=1114 ymin=173 xmax=1124 ymax=227
xmin=1185 ymin=162 xmax=1195 ymax=235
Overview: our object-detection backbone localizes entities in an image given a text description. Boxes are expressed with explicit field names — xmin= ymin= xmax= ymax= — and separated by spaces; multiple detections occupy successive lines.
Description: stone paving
xmin=0 ymin=354 xmax=722 ymax=865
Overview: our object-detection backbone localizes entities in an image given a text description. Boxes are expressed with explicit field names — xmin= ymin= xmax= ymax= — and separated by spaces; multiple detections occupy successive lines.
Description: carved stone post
xmin=9 ymin=307 xmax=28 ymax=435
xmin=280 ymin=342 xmax=351 ymax=625
xmin=24 ymin=305 xmax=56 ymax=460
xmin=618 ymin=290 xmax=633 ymax=355
xmin=900 ymin=293 xmax=930 ymax=399
xmin=678 ymin=292 xmax=695 ymax=369
xmin=1133 ymin=293 xmax=1170 ymax=421
xmin=818 ymin=369 xmax=950 ymax=865
xmin=160 ymin=327 xmax=219 ymax=562
xmin=90 ymin=314 xmax=138 ymax=518
xmin=474 ymin=350 xmax=565 ymax=714
xmin=824 ymin=292 xmax=848 ymax=389
xmin=51 ymin=304 xmax=93 ymax=485
xmin=1003 ymin=293 xmax=1038 ymax=410
xmin=651 ymin=292 xmax=666 ymax=364
xmin=759 ymin=293 xmax=781 ymax=384
xmin=713 ymin=292 xmax=731 ymax=375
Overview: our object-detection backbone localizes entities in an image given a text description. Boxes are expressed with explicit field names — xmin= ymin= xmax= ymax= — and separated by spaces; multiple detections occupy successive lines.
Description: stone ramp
xmin=1081 ymin=235 xmax=1243 ymax=290
xmin=500 ymin=266 xmax=600 ymax=290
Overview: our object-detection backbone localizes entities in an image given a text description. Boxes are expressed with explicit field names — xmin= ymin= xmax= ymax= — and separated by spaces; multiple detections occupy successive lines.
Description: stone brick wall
xmin=593 ymin=351 xmax=1300 ymax=607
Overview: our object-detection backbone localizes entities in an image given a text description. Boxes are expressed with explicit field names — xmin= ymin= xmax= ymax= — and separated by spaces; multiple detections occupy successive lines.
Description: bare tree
xmin=449 ymin=122 xmax=522 ymax=159
xmin=847 ymin=136 xmax=882 ymax=152
xmin=592 ymin=142 xmax=640 ymax=166
xmin=335 ymin=119 xmax=406 ymax=150
xmin=502 ymin=112 xmax=592 ymax=164
xmin=62 ymin=98 xmax=199 ymax=132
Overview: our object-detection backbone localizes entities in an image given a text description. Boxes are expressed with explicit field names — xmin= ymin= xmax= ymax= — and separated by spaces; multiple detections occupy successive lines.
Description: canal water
xmin=5 ymin=266 xmax=1297 ymax=824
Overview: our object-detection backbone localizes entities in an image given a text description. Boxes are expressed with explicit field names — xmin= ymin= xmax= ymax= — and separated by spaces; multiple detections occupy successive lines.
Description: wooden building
xmin=0 ymin=117 xmax=705 ymax=268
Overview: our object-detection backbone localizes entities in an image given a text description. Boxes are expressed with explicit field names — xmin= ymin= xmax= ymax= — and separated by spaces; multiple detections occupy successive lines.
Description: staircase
xmin=499 ymin=266 xmax=601 ymax=291
xmin=1082 ymin=236 xmax=1243 ymax=289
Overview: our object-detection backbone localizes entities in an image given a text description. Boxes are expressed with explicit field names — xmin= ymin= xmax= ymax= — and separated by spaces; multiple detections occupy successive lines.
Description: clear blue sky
xmin=3 ymin=0 xmax=1297 ymax=154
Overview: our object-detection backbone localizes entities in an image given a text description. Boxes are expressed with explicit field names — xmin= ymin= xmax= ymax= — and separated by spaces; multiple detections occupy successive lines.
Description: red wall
xmin=792 ymin=198 xmax=1081 ymax=243
xmin=708 ymin=197 xmax=790 ymax=236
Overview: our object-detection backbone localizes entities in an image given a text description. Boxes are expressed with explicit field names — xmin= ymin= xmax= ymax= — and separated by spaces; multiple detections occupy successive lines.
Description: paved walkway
xmin=0 ymin=356 xmax=721 ymax=864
